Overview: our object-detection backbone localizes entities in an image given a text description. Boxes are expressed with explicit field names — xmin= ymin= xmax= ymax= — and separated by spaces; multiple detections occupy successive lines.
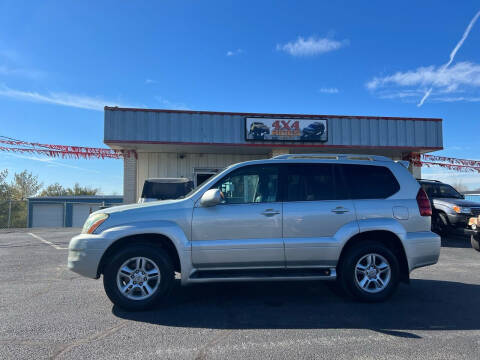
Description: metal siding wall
xmin=123 ymin=156 xmax=137 ymax=204
xmin=105 ymin=110 xmax=443 ymax=148
xmin=406 ymin=121 xmax=415 ymax=147
xmin=135 ymin=152 xmax=266 ymax=201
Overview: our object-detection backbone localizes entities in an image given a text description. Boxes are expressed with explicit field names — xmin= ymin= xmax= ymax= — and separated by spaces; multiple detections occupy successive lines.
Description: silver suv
xmin=68 ymin=154 xmax=440 ymax=310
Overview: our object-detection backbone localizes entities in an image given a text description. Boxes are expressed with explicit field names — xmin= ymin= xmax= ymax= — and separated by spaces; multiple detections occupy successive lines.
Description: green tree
xmin=39 ymin=183 xmax=69 ymax=197
xmin=0 ymin=169 xmax=9 ymax=226
xmin=66 ymin=183 xmax=99 ymax=196
xmin=9 ymin=170 xmax=43 ymax=200
xmin=0 ymin=169 xmax=9 ymax=201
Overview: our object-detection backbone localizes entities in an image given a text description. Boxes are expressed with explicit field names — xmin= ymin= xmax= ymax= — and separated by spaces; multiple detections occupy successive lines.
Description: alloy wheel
xmin=116 ymin=257 xmax=161 ymax=300
xmin=354 ymin=253 xmax=391 ymax=294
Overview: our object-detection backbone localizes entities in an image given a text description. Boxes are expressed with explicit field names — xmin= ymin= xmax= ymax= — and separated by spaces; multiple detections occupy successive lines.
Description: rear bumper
xmin=403 ymin=231 xmax=441 ymax=272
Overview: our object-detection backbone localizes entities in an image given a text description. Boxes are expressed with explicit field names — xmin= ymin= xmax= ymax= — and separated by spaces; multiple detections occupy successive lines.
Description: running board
xmin=188 ymin=268 xmax=336 ymax=283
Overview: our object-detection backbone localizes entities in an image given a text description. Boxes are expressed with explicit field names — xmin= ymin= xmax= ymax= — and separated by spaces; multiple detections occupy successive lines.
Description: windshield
xmin=421 ymin=182 xmax=463 ymax=199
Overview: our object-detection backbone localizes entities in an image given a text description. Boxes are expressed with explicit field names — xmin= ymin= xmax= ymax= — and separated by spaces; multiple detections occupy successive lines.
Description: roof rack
xmin=272 ymin=153 xmax=393 ymax=162
xmin=417 ymin=179 xmax=442 ymax=182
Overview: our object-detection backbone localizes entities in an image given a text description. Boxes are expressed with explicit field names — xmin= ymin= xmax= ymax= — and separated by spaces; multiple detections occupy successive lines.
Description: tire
xmin=471 ymin=234 xmax=480 ymax=252
xmin=432 ymin=212 xmax=451 ymax=236
xmin=339 ymin=241 xmax=400 ymax=302
xmin=103 ymin=244 xmax=174 ymax=311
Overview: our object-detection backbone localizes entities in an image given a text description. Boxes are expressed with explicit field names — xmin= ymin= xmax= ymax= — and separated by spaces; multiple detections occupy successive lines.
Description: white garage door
xmin=72 ymin=204 xmax=100 ymax=228
xmin=32 ymin=204 xmax=64 ymax=228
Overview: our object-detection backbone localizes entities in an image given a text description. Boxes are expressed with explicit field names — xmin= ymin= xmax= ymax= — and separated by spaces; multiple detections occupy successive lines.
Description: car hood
xmin=91 ymin=197 xmax=195 ymax=233
xmin=98 ymin=198 xmax=193 ymax=216
xmin=433 ymin=198 xmax=480 ymax=208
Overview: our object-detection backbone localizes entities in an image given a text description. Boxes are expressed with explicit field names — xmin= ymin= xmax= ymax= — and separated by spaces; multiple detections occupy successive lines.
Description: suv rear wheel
xmin=103 ymin=244 xmax=174 ymax=311
xmin=339 ymin=241 xmax=400 ymax=302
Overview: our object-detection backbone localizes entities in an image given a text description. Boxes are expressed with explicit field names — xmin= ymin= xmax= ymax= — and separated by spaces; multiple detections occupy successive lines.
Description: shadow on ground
xmin=441 ymin=232 xmax=473 ymax=248
xmin=113 ymin=278 xmax=479 ymax=337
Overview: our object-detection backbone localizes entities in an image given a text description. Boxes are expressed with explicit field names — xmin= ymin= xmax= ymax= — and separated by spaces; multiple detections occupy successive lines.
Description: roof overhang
xmin=105 ymin=139 xmax=442 ymax=156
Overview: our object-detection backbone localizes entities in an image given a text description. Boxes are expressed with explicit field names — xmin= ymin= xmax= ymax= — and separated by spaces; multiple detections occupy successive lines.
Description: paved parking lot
xmin=1 ymin=229 xmax=479 ymax=359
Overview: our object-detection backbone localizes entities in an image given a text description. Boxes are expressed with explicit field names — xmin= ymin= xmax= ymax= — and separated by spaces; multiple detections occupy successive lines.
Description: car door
xmin=282 ymin=163 xmax=357 ymax=267
xmin=191 ymin=164 xmax=284 ymax=269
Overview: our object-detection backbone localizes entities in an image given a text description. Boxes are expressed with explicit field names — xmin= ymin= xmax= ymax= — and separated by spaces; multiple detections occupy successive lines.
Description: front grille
xmin=471 ymin=208 xmax=480 ymax=217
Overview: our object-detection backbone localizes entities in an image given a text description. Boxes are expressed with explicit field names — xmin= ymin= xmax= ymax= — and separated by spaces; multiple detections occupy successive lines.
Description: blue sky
xmin=0 ymin=0 xmax=479 ymax=194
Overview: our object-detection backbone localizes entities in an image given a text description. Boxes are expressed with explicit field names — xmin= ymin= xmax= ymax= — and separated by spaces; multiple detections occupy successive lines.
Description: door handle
xmin=331 ymin=207 xmax=349 ymax=214
xmin=261 ymin=209 xmax=280 ymax=217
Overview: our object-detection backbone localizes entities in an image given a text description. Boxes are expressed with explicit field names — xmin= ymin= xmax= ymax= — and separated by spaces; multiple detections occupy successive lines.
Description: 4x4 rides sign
xmin=245 ymin=117 xmax=328 ymax=142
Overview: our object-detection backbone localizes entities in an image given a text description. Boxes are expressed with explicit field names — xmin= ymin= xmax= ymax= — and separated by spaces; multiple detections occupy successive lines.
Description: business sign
xmin=245 ymin=118 xmax=328 ymax=142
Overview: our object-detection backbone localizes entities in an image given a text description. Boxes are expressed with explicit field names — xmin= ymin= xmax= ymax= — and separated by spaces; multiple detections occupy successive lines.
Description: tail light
xmin=416 ymin=188 xmax=432 ymax=216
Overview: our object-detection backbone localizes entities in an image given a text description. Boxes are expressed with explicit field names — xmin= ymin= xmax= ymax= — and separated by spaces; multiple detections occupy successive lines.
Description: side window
xmin=340 ymin=164 xmax=400 ymax=199
xmin=286 ymin=164 xmax=335 ymax=201
xmin=213 ymin=165 xmax=279 ymax=204
xmin=421 ymin=183 xmax=435 ymax=198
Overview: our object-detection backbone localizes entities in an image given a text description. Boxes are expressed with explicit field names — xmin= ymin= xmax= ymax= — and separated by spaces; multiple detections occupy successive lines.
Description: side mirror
xmin=200 ymin=189 xmax=222 ymax=207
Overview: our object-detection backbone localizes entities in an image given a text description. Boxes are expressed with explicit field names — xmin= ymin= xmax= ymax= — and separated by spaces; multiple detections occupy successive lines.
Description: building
xmin=104 ymin=107 xmax=443 ymax=204
xmin=28 ymin=196 xmax=123 ymax=228
xmin=464 ymin=191 xmax=480 ymax=202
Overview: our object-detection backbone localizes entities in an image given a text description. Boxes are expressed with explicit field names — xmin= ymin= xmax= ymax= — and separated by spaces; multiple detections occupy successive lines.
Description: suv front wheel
xmin=103 ymin=244 xmax=174 ymax=311
xmin=432 ymin=212 xmax=451 ymax=236
xmin=471 ymin=233 xmax=480 ymax=252
xmin=339 ymin=241 xmax=400 ymax=302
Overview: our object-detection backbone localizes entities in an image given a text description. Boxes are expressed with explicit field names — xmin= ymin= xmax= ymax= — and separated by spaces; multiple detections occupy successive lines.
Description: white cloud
xmin=276 ymin=36 xmax=348 ymax=56
xmin=367 ymin=10 xmax=480 ymax=106
xmin=318 ymin=87 xmax=339 ymax=94
xmin=432 ymin=96 xmax=480 ymax=103
xmin=2 ymin=153 xmax=100 ymax=173
xmin=226 ymin=49 xmax=243 ymax=56
xmin=367 ymin=62 xmax=480 ymax=90
xmin=154 ymin=96 xmax=190 ymax=110
xmin=367 ymin=61 xmax=480 ymax=103
xmin=0 ymin=48 xmax=45 ymax=79
xmin=418 ymin=10 xmax=480 ymax=106
xmin=0 ymin=84 xmax=135 ymax=111
xmin=0 ymin=65 xmax=45 ymax=79
xmin=145 ymin=78 xmax=157 ymax=84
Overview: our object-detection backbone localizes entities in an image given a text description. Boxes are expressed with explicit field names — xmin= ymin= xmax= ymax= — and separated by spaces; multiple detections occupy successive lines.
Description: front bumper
xmin=68 ymin=233 xmax=110 ymax=279
xmin=446 ymin=213 xmax=470 ymax=228
xmin=403 ymin=231 xmax=441 ymax=272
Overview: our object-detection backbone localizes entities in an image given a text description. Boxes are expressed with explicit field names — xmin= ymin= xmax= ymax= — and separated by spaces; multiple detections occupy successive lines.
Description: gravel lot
xmin=1 ymin=228 xmax=479 ymax=359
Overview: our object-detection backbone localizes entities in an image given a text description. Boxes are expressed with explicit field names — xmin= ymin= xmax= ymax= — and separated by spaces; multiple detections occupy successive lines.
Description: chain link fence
xmin=0 ymin=200 xmax=28 ymax=228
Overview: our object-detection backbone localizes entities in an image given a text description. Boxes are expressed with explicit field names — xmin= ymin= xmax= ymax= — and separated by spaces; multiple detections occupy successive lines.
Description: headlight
xmin=82 ymin=213 xmax=109 ymax=234
xmin=453 ymin=206 xmax=471 ymax=214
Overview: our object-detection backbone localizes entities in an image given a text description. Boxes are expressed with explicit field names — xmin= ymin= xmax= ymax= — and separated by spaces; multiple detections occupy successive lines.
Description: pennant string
xmin=0 ymin=137 xmax=476 ymax=172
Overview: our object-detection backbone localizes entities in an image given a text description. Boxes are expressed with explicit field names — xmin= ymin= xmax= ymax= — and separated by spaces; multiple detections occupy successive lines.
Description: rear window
xmin=338 ymin=164 xmax=400 ymax=199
